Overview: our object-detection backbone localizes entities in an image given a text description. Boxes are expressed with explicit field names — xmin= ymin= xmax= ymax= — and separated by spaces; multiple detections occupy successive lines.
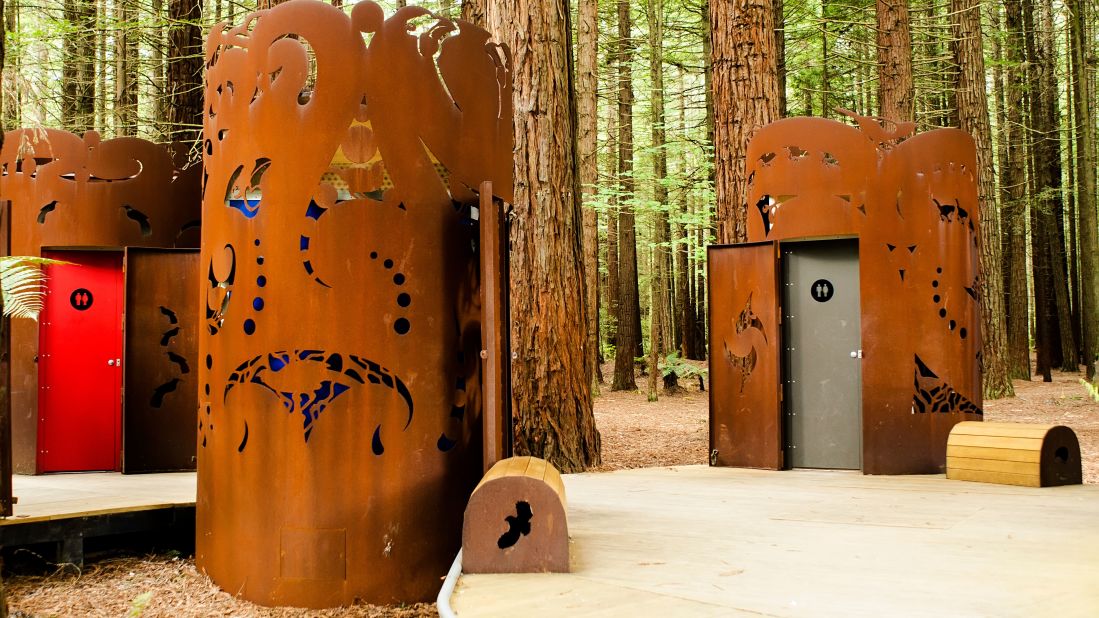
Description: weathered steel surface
xmin=479 ymin=183 xmax=513 ymax=473
xmin=708 ymin=241 xmax=782 ymax=469
xmin=462 ymin=456 xmax=568 ymax=574
xmin=727 ymin=114 xmax=983 ymax=474
xmin=0 ymin=129 xmax=201 ymax=473
xmin=197 ymin=1 xmax=512 ymax=607
xmin=123 ymin=249 xmax=200 ymax=473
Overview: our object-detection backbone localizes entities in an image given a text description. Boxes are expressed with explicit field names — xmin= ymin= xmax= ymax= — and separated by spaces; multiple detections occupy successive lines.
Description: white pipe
xmin=436 ymin=548 xmax=463 ymax=618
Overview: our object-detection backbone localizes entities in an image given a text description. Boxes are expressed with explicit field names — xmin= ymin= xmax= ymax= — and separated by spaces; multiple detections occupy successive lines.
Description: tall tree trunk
xmin=1 ymin=0 xmax=17 ymax=129
xmin=605 ymin=79 xmax=619 ymax=353
xmin=1002 ymin=0 xmax=1031 ymax=380
xmin=774 ymin=0 xmax=786 ymax=117
xmin=96 ymin=0 xmax=106 ymax=131
xmin=711 ymin=0 xmax=780 ymax=244
xmin=876 ymin=0 xmax=913 ymax=121
xmin=487 ymin=0 xmax=600 ymax=470
xmin=167 ymin=0 xmax=203 ymax=144
xmin=646 ymin=0 xmax=668 ymax=400
xmin=113 ymin=0 xmax=137 ymax=135
xmin=150 ymin=0 xmax=165 ymax=139
xmin=675 ymin=73 xmax=693 ymax=359
xmin=612 ymin=0 xmax=642 ymax=391
xmin=821 ymin=0 xmax=830 ymax=118
xmin=63 ymin=0 xmax=95 ymax=133
xmin=1068 ymin=0 xmax=1099 ymax=380
xmin=950 ymin=0 xmax=1013 ymax=398
xmin=577 ymin=0 xmax=602 ymax=386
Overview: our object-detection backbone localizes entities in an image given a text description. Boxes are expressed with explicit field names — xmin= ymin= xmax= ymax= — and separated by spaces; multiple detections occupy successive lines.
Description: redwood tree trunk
xmin=1068 ymin=0 xmax=1099 ymax=380
xmin=461 ymin=0 xmax=486 ymax=26
xmin=113 ymin=0 xmax=138 ymax=135
xmin=487 ymin=0 xmax=600 ymax=470
xmin=646 ymin=0 xmax=668 ymax=400
xmin=1002 ymin=0 xmax=1031 ymax=380
xmin=711 ymin=0 xmax=780 ymax=244
xmin=577 ymin=0 xmax=601 ymax=385
xmin=612 ymin=0 xmax=641 ymax=390
xmin=167 ymin=0 xmax=203 ymax=143
xmin=949 ymin=0 xmax=1013 ymax=398
xmin=62 ymin=0 xmax=95 ymax=133
xmin=876 ymin=0 xmax=913 ymax=121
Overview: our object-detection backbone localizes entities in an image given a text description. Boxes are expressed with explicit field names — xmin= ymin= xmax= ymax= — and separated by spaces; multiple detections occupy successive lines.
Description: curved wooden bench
xmin=462 ymin=456 xmax=568 ymax=573
xmin=946 ymin=421 xmax=1081 ymax=487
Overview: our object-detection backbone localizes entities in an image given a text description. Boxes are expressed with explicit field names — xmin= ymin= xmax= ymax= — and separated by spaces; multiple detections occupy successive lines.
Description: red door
xmin=38 ymin=251 xmax=124 ymax=472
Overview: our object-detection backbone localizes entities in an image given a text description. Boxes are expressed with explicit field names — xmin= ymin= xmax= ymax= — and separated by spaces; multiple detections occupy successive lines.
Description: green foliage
xmin=0 ymin=256 xmax=63 ymax=320
xmin=1082 ymin=379 xmax=1099 ymax=403
xmin=661 ymin=353 xmax=706 ymax=379
xmin=127 ymin=591 xmax=153 ymax=617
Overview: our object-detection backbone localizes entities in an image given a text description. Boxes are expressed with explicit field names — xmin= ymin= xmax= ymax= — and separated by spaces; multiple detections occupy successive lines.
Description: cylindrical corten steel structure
xmin=197 ymin=0 xmax=512 ymax=607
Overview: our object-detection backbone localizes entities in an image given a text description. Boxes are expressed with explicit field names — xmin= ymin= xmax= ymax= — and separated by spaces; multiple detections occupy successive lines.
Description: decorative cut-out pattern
xmin=912 ymin=355 xmax=982 ymax=415
xmin=198 ymin=1 xmax=512 ymax=606
xmin=223 ymin=350 xmax=413 ymax=443
xmin=722 ymin=292 xmax=768 ymax=394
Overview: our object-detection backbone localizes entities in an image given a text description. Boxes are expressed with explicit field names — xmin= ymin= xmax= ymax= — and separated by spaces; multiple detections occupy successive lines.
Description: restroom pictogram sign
xmin=811 ymin=279 xmax=834 ymax=303
xmin=70 ymin=288 xmax=94 ymax=310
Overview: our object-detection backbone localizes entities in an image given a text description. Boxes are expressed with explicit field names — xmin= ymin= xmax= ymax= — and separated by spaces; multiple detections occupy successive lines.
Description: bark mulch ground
xmin=6 ymin=366 xmax=1096 ymax=616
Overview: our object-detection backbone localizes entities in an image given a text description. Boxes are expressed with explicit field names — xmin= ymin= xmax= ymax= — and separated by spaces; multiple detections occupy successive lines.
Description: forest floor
xmin=5 ymin=365 xmax=1096 ymax=617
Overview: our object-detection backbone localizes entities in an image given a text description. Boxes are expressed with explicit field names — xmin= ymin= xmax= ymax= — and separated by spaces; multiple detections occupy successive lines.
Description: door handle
xmin=108 ymin=359 xmax=115 ymax=366
xmin=849 ymin=350 xmax=863 ymax=359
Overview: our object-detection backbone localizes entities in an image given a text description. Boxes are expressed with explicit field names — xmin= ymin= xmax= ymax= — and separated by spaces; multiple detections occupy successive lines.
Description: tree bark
xmin=167 ymin=0 xmax=203 ymax=144
xmin=876 ymin=0 xmax=913 ymax=121
xmin=461 ymin=0 xmax=486 ymax=26
xmin=1068 ymin=0 xmax=1099 ymax=380
xmin=487 ymin=0 xmax=600 ymax=470
xmin=774 ymin=0 xmax=786 ymax=117
xmin=711 ymin=0 xmax=780 ymax=244
xmin=605 ymin=80 xmax=619 ymax=353
xmin=949 ymin=0 xmax=1013 ymax=398
xmin=62 ymin=0 xmax=95 ymax=134
xmin=646 ymin=0 xmax=668 ymax=400
xmin=612 ymin=0 xmax=642 ymax=391
xmin=113 ymin=0 xmax=137 ymax=135
xmin=577 ymin=0 xmax=602 ymax=386
xmin=1001 ymin=0 xmax=1031 ymax=380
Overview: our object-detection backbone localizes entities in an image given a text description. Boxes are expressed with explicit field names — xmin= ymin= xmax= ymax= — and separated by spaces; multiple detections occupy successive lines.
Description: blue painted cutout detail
xmin=257 ymin=275 xmax=267 ymax=287
xmin=238 ymin=421 xmax=249 ymax=453
xmin=223 ymin=350 xmax=415 ymax=443
xmin=228 ymin=199 xmax=261 ymax=219
xmin=253 ymin=297 xmax=265 ymax=311
xmin=300 ymin=235 xmax=310 ymax=250
xmin=243 ymin=319 xmax=256 ymax=335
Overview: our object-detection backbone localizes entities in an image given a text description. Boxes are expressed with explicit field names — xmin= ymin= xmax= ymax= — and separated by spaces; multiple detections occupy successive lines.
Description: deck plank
xmin=2 ymin=472 xmax=196 ymax=524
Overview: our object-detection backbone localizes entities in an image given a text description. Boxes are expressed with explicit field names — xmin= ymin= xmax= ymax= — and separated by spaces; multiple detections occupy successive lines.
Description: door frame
xmin=37 ymin=247 xmax=125 ymax=473
xmin=779 ymin=236 xmax=863 ymax=471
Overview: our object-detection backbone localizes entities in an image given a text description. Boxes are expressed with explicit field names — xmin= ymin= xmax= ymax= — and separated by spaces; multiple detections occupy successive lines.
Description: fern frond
xmin=0 ymin=256 xmax=66 ymax=321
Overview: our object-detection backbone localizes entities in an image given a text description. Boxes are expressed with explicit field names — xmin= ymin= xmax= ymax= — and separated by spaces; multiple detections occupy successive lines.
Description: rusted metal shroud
xmin=197 ymin=1 xmax=513 ymax=607
xmin=710 ymin=116 xmax=982 ymax=475
xmin=0 ymin=129 xmax=202 ymax=474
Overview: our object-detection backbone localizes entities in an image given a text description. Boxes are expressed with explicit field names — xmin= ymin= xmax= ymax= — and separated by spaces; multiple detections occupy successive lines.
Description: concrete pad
xmin=451 ymin=466 xmax=1099 ymax=617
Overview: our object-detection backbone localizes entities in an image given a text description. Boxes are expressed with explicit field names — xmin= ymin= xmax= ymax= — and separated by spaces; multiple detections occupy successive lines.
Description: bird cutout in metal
xmin=150 ymin=306 xmax=191 ymax=409
xmin=497 ymin=501 xmax=533 ymax=549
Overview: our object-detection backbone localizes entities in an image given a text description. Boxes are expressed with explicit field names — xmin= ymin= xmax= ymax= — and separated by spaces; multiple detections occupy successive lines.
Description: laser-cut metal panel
xmin=0 ymin=129 xmax=202 ymax=474
xmin=197 ymin=1 xmax=513 ymax=608
xmin=123 ymin=249 xmax=200 ymax=473
xmin=744 ymin=115 xmax=982 ymax=474
xmin=708 ymin=242 xmax=782 ymax=469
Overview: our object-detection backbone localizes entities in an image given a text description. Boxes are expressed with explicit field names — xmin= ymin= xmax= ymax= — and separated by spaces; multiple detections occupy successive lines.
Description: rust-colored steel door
xmin=38 ymin=250 xmax=124 ymax=472
xmin=708 ymin=242 xmax=782 ymax=469
xmin=123 ymin=248 xmax=200 ymax=473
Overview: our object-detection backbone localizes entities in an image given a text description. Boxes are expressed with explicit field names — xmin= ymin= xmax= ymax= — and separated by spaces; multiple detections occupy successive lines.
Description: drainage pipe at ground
xmin=437 ymin=548 xmax=463 ymax=617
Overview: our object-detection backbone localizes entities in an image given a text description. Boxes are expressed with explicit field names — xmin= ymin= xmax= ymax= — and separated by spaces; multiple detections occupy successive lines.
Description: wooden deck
xmin=0 ymin=472 xmax=196 ymax=565
xmin=451 ymin=466 xmax=1099 ymax=617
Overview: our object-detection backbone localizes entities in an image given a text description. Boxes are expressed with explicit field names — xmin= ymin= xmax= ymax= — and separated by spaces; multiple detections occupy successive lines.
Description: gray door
xmin=783 ymin=239 xmax=861 ymax=469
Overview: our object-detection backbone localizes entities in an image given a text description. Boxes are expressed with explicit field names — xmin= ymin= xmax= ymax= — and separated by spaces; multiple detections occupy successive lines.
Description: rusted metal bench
xmin=946 ymin=421 xmax=1082 ymax=487
xmin=462 ymin=456 xmax=568 ymax=573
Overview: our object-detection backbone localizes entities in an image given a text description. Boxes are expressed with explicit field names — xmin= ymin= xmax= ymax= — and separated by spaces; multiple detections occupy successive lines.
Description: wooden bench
xmin=946 ymin=421 xmax=1082 ymax=487
xmin=462 ymin=456 xmax=568 ymax=573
